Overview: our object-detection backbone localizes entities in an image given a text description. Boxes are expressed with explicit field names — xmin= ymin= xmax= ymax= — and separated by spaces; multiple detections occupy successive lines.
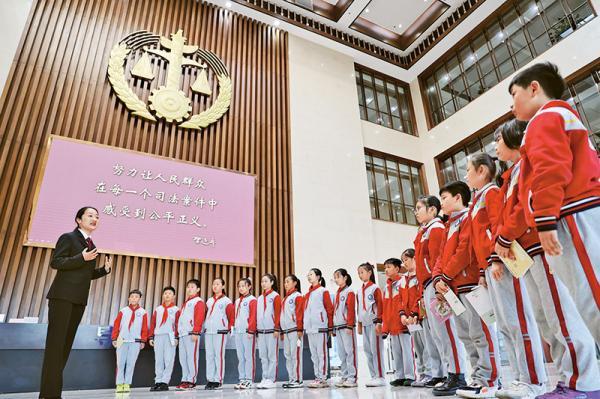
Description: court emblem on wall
xmin=107 ymin=30 xmax=232 ymax=130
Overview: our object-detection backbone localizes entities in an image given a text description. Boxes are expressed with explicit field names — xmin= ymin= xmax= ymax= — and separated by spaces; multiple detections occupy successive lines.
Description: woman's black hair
xmin=358 ymin=262 xmax=376 ymax=284
xmin=75 ymin=206 xmax=98 ymax=227
xmin=416 ymin=195 xmax=441 ymax=216
xmin=401 ymin=248 xmax=415 ymax=259
xmin=285 ymin=274 xmax=302 ymax=293
xmin=334 ymin=268 xmax=352 ymax=287
xmin=214 ymin=277 xmax=227 ymax=296
xmin=309 ymin=268 xmax=326 ymax=287
xmin=262 ymin=273 xmax=279 ymax=293
xmin=469 ymin=153 xmax=497 ymax=184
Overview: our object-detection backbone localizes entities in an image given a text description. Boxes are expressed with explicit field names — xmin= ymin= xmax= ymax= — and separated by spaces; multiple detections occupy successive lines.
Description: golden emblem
xmin=107 ymin=30 xmax=232 ymax=129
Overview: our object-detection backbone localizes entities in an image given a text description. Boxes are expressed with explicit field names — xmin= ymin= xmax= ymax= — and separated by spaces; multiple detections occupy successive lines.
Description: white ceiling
xmin=359 ymin=0 xmax=437 ymax=35
xmin=206 ymin=0 xmax=508 ymax=81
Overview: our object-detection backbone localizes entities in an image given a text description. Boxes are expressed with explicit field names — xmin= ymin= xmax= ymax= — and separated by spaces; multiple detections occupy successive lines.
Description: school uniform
xmin=177 ymin=295 xmax=206 ymax=384
xmin=356 ymin=281 xmax=385 ymax=380
xmin=280 ymin=289 xmax=304 ymax=384
xmin=433 ymin=207 xmax=499 ymax=389
xmin=383 ymin=274 xmax=414 ymax=382
xmin=304 ymin=284 xmax=334 ymax=381
xmin=333 ymin=286 xmax=357 ymax=384
xmin=112 ymin=305 xmax=149 ymax=385
xmin=256 ymin=289 xmax=281 ymax=382
xmin=233 ymin=294 xmax=257 ymax=382
xmin=204 ymin=294 xmax=234 ymax=384
xmin=400 ymin=272 xmax=430 ymax=381
xmin=493 ymin=161 xmax=600 ymax=392
xmin=149 ymin=303 xmax=179 ymax=385
xmin=519 ymin=99 xmax=600 ymax=345
xmin=414 ymin=219 xmax=446 ymax=379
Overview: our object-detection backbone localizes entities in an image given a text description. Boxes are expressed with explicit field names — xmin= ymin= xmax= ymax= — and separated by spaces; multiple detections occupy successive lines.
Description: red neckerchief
xmin=361 ymin=281 xmax=373 ymax=310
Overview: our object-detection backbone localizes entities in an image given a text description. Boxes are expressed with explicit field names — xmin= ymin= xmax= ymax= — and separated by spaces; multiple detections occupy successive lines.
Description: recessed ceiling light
xmin=365 ymin=8 xmax=370 ymax=13
xmin=273 ymin=20 xmax=280 ymax=26
xmin=225 ymin=1 xmax=232 ymax=8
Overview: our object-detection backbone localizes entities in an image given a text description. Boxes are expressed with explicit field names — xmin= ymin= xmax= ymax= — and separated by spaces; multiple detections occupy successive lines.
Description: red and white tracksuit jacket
xmin=149 ymin=303 xmax=179 ymax=339
xmin=490 ymin=161 xmax=544 ymax=264
xmin=519 ymin=100 xmax=600 ymax=231
xmin=257 ymin=289 xmax=281 ymax=333
xmin=112 ymin=304 xmax=149 ymax=343
xmin=204 ymin=294 xmax=234 ymax=334
xmin=433 ymin=208 xmax=479 ymax=294
xmin=356 ymin=281 xmax=383 ymax=326
xmin=382 ymin=275 xmax=405 ymax=335
xmin=468 ymin=183 xmax=502 ymax=275
xmin=234 ymin=294 xmax=257 ymax=334
xmin=399 ymin=273 xmax=420 ymax=318
xmin=280 ymin=289 xmax=304 ymax=333
xmin=303 ymin=284 xmax=334 ymax=334
xmin=333 ymin=286 xmax=356 ymax=331
xmin=415 ymin=217 xmax=446 ymax=292
xmin=177 ymin=295 xmax=206 ymax=337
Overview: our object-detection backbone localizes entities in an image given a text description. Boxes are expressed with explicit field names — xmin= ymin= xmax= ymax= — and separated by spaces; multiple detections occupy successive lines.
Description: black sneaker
xmin=391 ymin=379 xmax=406 ymax=387
xmin=433 ymin=373 xmax=467 ymax=396
xmin=205 ymin=382 xmax=216 ymax=390
xmin=150 ymin=383 xmax=160 ymax=391
xmin=426 ymin=377 xmax=447 ymax=388
xmin=214 ymin=383 xmax=223 ymax=390
xmin=403 ymin=379 xmax=415 ymax=387
xmin=157 ymin=383 xmax=169 ymax=391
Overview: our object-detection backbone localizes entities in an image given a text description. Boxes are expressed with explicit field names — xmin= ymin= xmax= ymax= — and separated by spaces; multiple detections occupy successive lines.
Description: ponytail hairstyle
xmin=262 ymin=273 xmax=279 ymax=293
xmin=334 ymin=268 xmax=352 ymax=287
xmin=285 ymin=274 xmax=302 ymax=293
xmin=469 ymin=153 xmax=497 ymax=185
xmin=494 ymin=119 xmax=527 ymax=187
xmin=310 ymin=268 xmax=326 ymax=287
xmin=358 ymin=262 xmax=376 ymax=284
xmin=214 ymin=277 xmax=226 ymax=296
xmin=416 ymin=195 xmax=441 ymax=217
xmin=238 ymin=277 xmax=252 ymax=296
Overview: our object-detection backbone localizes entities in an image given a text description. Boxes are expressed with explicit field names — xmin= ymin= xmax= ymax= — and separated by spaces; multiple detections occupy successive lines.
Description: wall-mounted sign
xmin=108 ymin=29 xmax=232 ymax=129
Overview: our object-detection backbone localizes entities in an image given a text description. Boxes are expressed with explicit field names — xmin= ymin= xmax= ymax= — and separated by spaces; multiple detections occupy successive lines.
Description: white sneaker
xmin=309 ymin=379 xmax=329 ymax=388
xmin=343 ymin=380 xmax=358 ymax=388
xmin=260 ymin=379 xmax=276 ymax=389
xmin=234 ymin=381 xmax=243 ymax=389
xmin=496 ymin=382 xmax=546 ymax=399
xmin=256 ymin=379 xmax=265 ymax=389
xmin=458 ymin=383 xmax=499 ymax=398
xmin=335 ymin=379 xmax=347 ymax=388
xmin=366 ymin=378 xmax=386 ymax=387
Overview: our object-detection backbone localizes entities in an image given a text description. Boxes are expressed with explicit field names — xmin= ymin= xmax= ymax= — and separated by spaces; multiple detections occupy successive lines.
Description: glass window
xmin=421 ymin=0 xmax=595 ymax=127
xmin=365 ymin=150 xmax=425 ymax=226
xmin=355 ymin=65 xmax=416 ymax=135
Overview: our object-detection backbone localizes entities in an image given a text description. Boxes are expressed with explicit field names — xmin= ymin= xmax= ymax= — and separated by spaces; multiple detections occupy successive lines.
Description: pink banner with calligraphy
xmin=25 ymin=136 xmax=256 ymax=266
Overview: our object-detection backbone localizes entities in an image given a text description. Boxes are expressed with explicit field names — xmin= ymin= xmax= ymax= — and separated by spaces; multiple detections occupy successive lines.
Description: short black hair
xmin=186 ymin=279 xmax=201 ymax=289
xmin=439 ymin=181 xmax=471 ymax=207
xmin=162 ymin=286 xmax=176 ymax=295
xmin=384 ymin=258 xmax=403 ymax=269
xmin=75 ymin=206 xmax=98 ymax=227
xmin=129 ymin=289 xmax=142 ymax=297
xmin=508 ymin=62 xmax=565 ymax=99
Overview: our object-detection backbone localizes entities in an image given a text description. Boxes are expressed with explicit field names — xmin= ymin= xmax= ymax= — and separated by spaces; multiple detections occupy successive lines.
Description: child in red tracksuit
xmin=430 ymin=182 xmax=471 ymax=396
xmin=491 ymin=118 xmax=600 ymax=399
xmin=399 ymin=248 xmax=430 ymax=386
xmin=414 ymin=195 xmax=447 ymax=387
xmin=382 ymin=258 xmax=414 ymax=387
xmin=509 ymin=62 xmax=600 ymax=355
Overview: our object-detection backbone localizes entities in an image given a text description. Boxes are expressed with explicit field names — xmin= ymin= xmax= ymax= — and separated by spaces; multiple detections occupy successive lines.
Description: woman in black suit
xmin=39 ymin=206 xmax=112 ymax=399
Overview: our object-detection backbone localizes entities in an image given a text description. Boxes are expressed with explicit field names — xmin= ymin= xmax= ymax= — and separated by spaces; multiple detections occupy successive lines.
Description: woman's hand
xmin=104 ymin=256 xmax=112 ymax=273
xmin=478 ymin=276 xmax=487 ymax=288
xmin=435 ymin=280 xmax=449 ymax=294
xmin=274 ymin=331 xmax=280 ymax=339
xmin=495 ymin=242 xmax=514 ymax=260
xmin=191 ymin=335 xmax=198 ymax=343
xmin=82 ymin=248 xmax=98 ymax=261
xmin=357 ymin=324 xmax=363 ymax=335
xmin=297 ymin=331 xmax=304 ymax=339
xmin=491 ymin=262 xmax=504 ymax=281
xmin=375 ymin=323 xmax=382 ymax=336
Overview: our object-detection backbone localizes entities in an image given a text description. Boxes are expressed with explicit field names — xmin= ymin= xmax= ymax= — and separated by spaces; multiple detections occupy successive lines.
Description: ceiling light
xmin=225 ymin=1 xmax=232 ymax=8
xmin=273 ymin=20 xmax=280 ymax=26
xmin=365 ymin=8 xmax=370 ymax=13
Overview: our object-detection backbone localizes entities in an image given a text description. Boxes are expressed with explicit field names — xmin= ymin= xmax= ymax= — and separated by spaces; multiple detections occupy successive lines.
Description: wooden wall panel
xmin=0 ymin=0 xmax=293 ymax=326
